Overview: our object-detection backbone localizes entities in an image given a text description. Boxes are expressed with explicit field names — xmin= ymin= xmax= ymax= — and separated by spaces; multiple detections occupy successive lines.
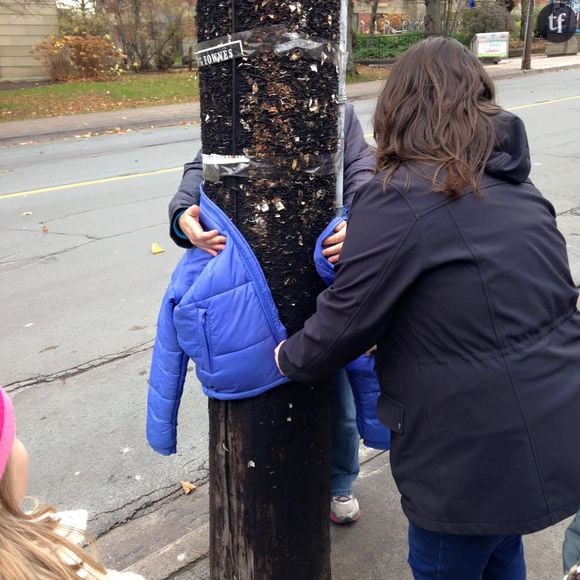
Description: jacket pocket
xmin=199 ymin=308 xmax=214 ymax=374
xmin=377 ymin=394 xmax=404 ymax=435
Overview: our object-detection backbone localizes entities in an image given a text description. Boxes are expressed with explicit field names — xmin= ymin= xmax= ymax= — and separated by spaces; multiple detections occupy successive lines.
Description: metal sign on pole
xmin=196 ymin=1 xmax=344 ymax=578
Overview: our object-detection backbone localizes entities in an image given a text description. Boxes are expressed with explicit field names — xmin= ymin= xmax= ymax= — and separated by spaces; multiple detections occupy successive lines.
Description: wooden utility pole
xmin=196 ymin=1 xmax=342 ymax=578
xmin=521 ymin=0 xmax=535 ymax=70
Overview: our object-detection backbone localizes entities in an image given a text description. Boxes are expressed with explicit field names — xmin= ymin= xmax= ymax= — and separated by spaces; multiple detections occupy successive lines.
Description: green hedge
xmin=354 ymin=33 xmax=472 ymax=61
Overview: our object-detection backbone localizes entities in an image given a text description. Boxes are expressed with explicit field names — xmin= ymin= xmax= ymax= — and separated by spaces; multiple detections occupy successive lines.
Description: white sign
xmin=196 ymin=40 xmax=243 ymax=68
xmin=472 ymin=32 xmax=510 ymax=59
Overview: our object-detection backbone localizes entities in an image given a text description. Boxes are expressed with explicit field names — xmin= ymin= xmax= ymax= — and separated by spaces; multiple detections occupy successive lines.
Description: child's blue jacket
xmin=147 ymin=192 xmax=389 ymax=455
xmin=147 ymin=191 xmax=288 ymax=455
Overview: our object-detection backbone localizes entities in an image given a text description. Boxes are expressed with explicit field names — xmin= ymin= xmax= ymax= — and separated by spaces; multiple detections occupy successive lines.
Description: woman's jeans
xmin=331 ymin=369 xmax=360 ymax=497
xmin=408 ymin=522 xmax=526 ymax=580
xmin=563 ymin=508 xmax=580 ymax=572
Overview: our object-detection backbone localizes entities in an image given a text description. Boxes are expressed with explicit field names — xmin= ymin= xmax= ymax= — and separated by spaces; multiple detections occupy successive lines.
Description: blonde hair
xmin=0 ymin=456 xmax=108 ymax=580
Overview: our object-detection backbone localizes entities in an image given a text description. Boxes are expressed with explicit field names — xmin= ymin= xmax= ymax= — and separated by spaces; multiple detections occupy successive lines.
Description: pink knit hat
xmin=0 ymin=388 xmax=16 ymax=480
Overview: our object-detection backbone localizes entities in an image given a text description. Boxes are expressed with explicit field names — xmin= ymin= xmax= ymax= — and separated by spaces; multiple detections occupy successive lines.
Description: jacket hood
xmin=485 ymin=110 xmax=531 ymax=184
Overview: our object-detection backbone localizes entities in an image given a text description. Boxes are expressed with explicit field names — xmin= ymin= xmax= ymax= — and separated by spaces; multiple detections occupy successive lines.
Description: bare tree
xmin=520 ymin=0 xmax=529 ymax=39
xmin=369 ymin=0 xmax=380 ymax=35
xmin=57 ymin=0 xmax=110 ymax=36
xmin=347 ymin=0 xmax=357 ymax=75
xmin=102 ymin=0 xmax=187 ymax=70
xmin=424 ymin=0 xmax=442 ymax=33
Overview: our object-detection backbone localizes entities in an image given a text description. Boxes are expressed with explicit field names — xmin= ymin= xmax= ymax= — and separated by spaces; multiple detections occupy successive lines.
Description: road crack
xmin=0 ymin=222 xmax=166 ymax=266
xmin=93 ymin=472 xmax=210 ymax=538
xmin=557 ymin=206 xmax=580 ymax=217
xmin=4 ymin=340 xmax=154 ymax=393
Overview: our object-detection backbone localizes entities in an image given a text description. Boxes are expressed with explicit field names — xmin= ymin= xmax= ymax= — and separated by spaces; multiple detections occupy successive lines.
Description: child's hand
xmin=178 ymin=205 xmax=226 ymax=256
xmin=322 ymin=220 xmax=347 ymax=264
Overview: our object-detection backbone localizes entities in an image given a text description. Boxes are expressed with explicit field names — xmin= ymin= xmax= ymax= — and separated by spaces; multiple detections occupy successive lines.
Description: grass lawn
xmin=0 ymin=70 xmax=200 ymax=122
xmin=0 ymin=65 xmax=389 ymax=123
xmin=349 ymin=64 xmax=390 ymax=84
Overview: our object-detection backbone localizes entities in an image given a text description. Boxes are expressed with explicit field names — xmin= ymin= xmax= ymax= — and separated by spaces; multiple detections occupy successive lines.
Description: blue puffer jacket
xmin=148 ymin=193 xmax=389 ymax=455
xmin=147 ymin=190 xmax=288 ymax=455
xmin=314 ymin=217 xmax=391 ymax=451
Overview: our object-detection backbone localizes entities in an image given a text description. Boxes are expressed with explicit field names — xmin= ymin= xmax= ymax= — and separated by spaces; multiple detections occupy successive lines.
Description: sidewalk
xmin=107 ymin=447 xmax=571 ymax=579
xmin=1 ymin=53 xmax=580 ymax=146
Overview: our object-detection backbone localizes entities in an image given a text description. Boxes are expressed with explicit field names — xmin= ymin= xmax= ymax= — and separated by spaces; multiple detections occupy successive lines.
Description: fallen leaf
xmin=180 ymin=481 xmax=196 ymax=495
xmin=151 ymin=242 xmax=165 ymax=255
xmin=42 ymin=225 xmax=49 ymax=233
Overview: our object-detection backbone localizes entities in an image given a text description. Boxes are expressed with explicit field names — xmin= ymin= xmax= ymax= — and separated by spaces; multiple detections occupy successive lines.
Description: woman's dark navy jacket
xmin=279 ymin=111 xmax=580 ymax=536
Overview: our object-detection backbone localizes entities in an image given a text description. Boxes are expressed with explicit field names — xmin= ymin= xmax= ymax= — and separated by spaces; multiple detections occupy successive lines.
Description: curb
xmin=484 ymin=60 xmax=580 ymax=81
xmin=121 ymin=447 xmax=386 ymax=580
xmin=125 ymin=522 xmax=210 ymax=580
xmin=0 ymin=103 xmax=201 ymax=147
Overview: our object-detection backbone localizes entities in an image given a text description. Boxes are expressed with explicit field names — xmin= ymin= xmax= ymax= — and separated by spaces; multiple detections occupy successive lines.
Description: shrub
xmin=156 ymin=49 xmax=177 ymax=71
xmin=461 ymin=2 xmax=514 ymax=37
xmin=33 ymin=35 xmax=125 ymax=81
xmin=32 ymin=36 xmax=76 ymax=80
xmin=354 ymin=32 xmax=471 ymax=61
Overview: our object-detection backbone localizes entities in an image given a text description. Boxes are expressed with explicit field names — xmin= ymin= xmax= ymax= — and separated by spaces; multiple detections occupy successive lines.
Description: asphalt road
xmin=0 ymin=69 xmax=579 ymax=547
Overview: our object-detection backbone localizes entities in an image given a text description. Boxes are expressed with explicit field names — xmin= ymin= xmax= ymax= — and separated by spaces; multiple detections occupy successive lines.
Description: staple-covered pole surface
xmin=197 ymin=1 xmax=340 ymax=578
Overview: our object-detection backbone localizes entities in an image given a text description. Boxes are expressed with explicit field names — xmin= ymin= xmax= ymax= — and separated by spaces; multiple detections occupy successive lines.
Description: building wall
xmin=0 ymin=0 xmax=58 ymax=81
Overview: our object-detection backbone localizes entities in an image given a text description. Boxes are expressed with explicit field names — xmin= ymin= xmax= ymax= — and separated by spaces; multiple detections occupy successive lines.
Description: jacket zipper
xmin=200 ymin=310 xmax=214 ymax=373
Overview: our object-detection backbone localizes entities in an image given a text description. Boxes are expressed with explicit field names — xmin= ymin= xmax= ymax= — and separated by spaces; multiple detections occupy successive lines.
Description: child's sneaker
xmin=330 ymin=495 xmax=361 ymax=524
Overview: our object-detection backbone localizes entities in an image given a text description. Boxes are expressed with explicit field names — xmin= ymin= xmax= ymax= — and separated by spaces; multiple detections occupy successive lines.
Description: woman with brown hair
xmin=275 ymin=37 xmax=580 ymax=578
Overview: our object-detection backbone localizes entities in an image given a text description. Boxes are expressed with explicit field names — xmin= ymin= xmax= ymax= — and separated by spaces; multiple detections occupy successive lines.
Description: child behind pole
xmin=0 ymin=388 xmax=144 ymax=580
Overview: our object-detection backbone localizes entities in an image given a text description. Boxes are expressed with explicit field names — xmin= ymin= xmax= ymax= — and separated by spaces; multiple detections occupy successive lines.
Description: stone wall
xmin=0 ymin=0 xmax=58 ymax=81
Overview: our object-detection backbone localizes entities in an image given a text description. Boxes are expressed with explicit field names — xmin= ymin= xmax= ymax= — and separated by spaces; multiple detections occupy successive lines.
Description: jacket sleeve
xmin=168 ymin=150 xmax=203 ymax=249
xmin=147 ymin=286 xmax=189 ymax=455
xmin=278 ymin=179 xmax=422 ymax=382
xmin=343 ymin=104 xmax=375 ymax=207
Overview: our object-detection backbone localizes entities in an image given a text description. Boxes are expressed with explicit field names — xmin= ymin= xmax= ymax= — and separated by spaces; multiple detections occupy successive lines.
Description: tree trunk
xmin=521 ymin=0 xmax=534 ymax=69
xmin=369 ymin=0 xmax=380 ymax=36
xmin=520 ymin=0 xmax=529 ymax=40
xmin=197 ymin=1 xmax=340 ymax=577
xmin=424 ymin=0 xmax=441 ymax=34
xmin=347 ymin=0 xmax=357 ymax=75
